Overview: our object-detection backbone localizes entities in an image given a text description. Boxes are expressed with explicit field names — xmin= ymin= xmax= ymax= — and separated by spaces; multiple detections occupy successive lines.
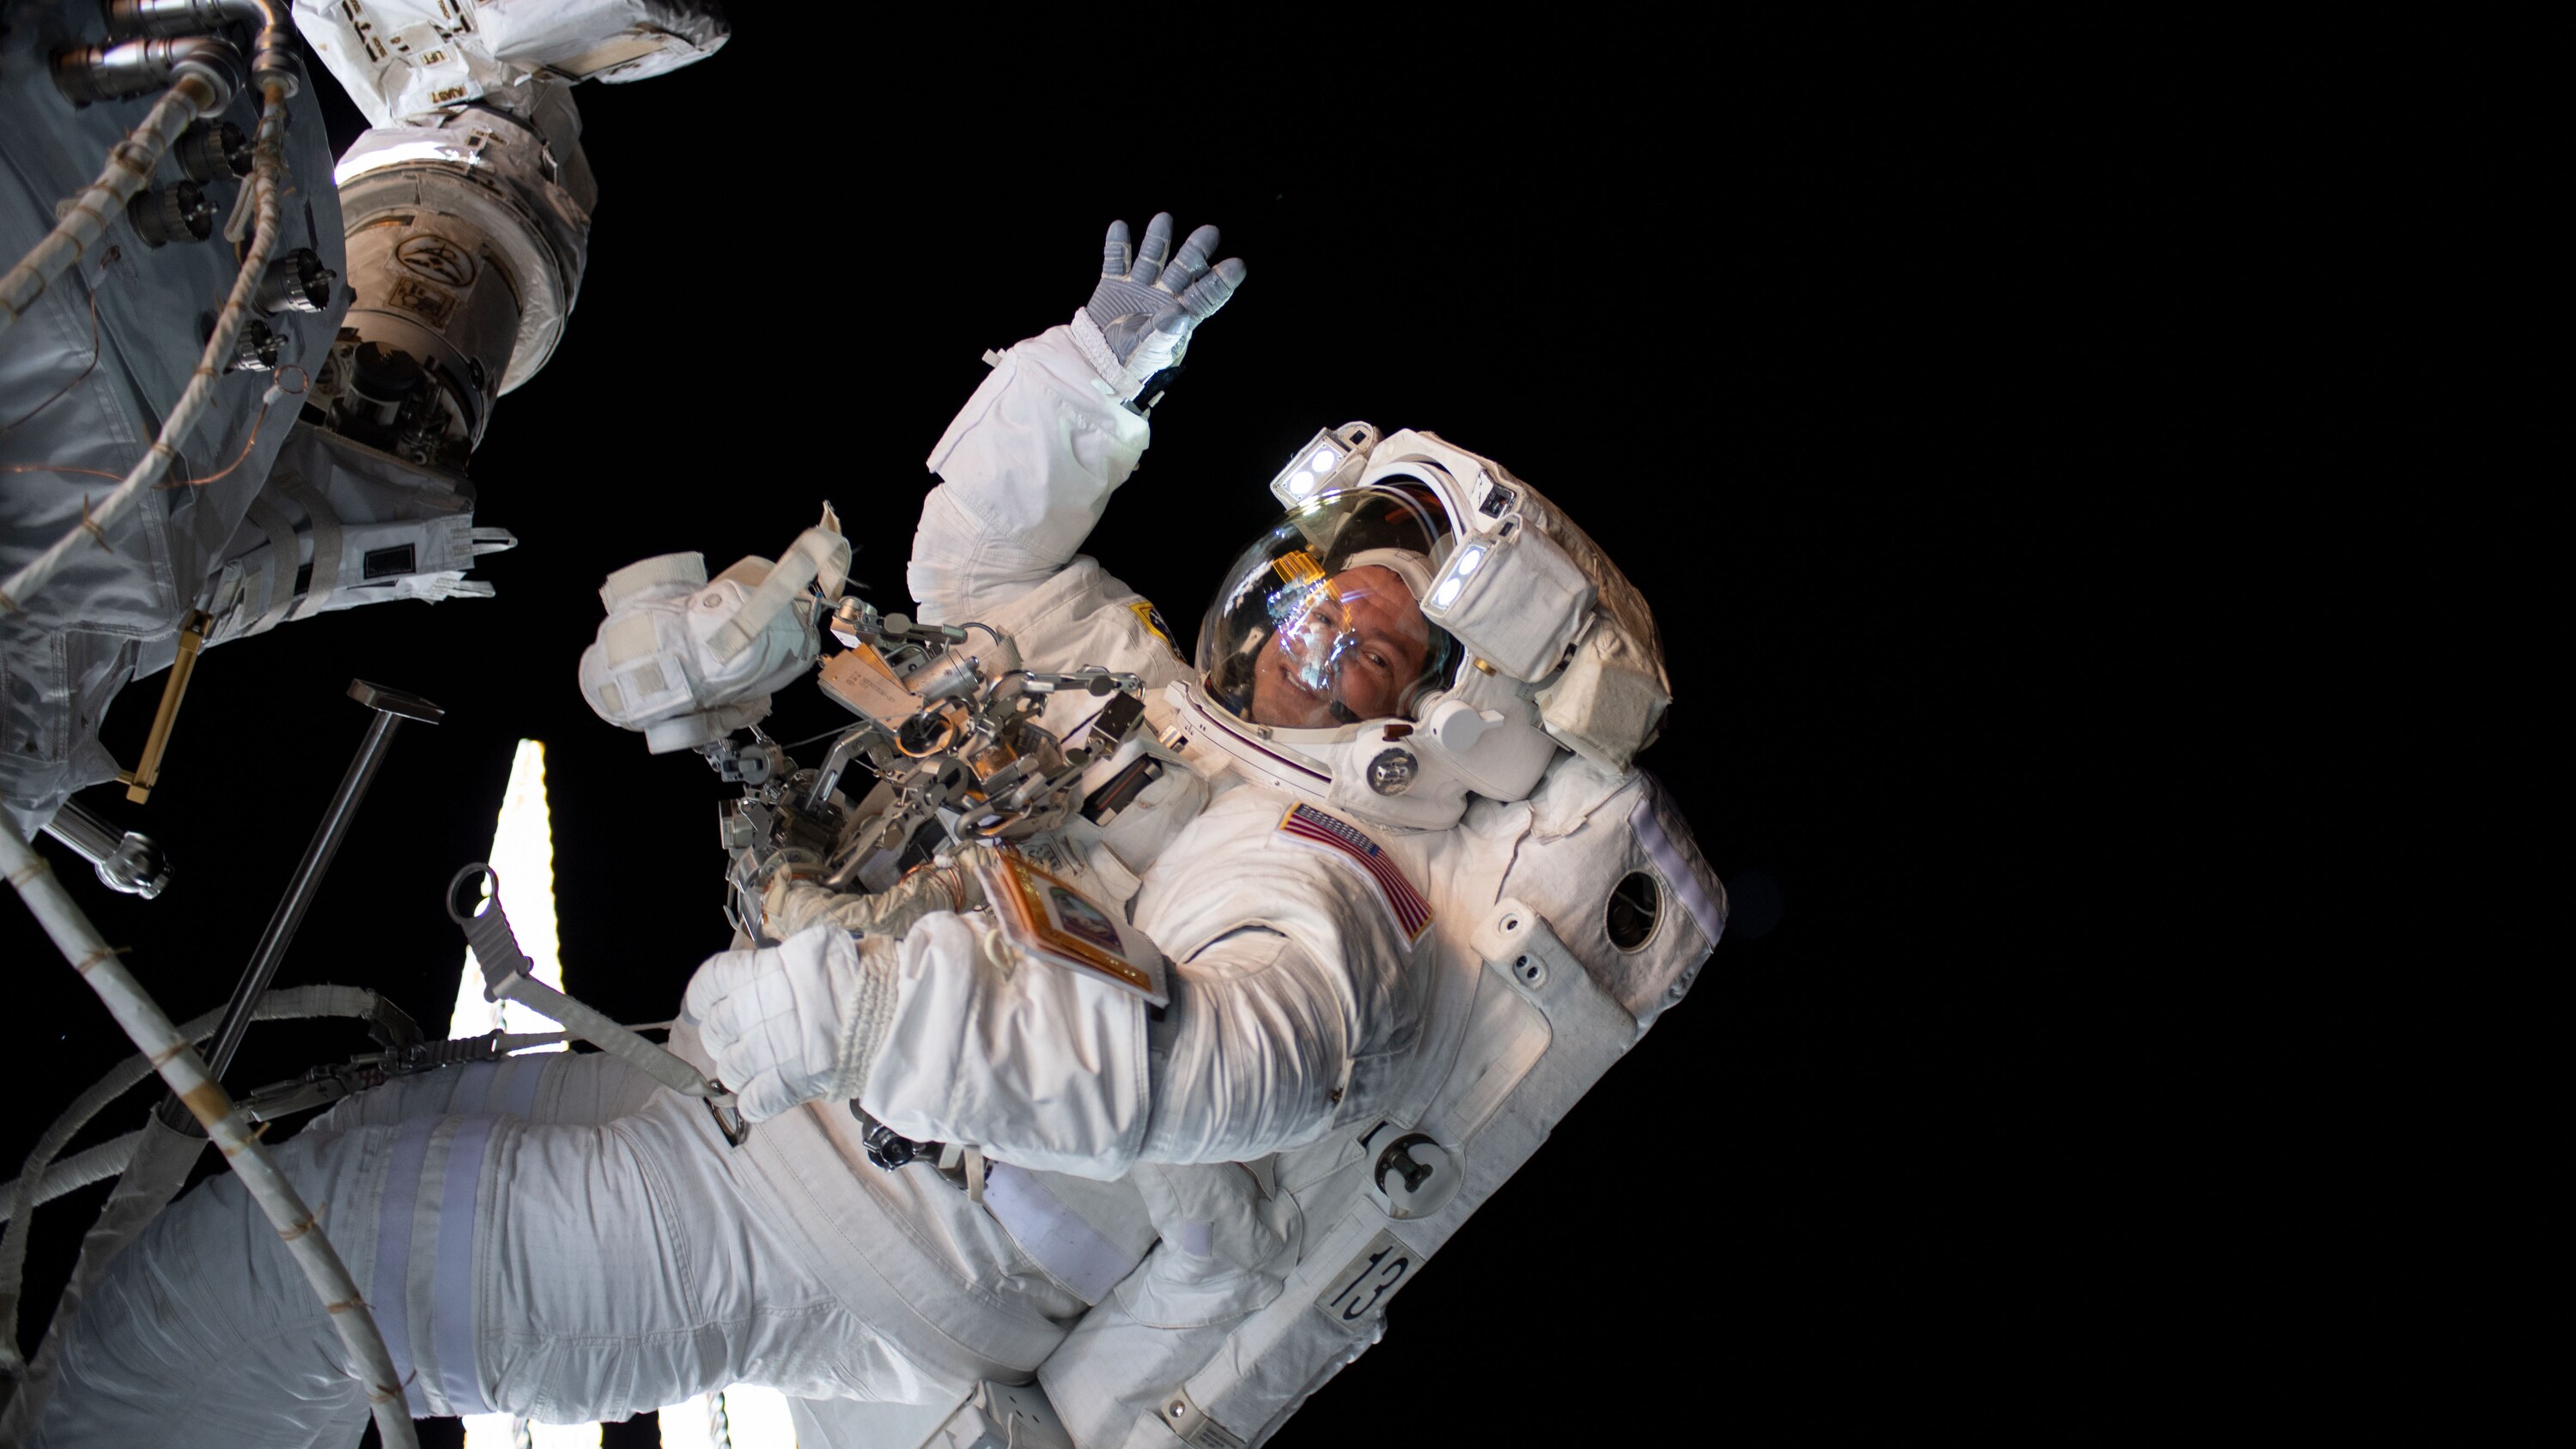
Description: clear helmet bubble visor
xmin=1196 ymin=482 xmax=1461 ymax=731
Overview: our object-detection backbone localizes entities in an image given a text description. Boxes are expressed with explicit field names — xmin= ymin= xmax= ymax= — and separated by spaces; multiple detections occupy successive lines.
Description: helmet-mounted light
xmin=1416 ymin=518 xmax=1593 ymax=682
xmin=1428 ymin=543 xmax=1486 ymax=611
xmin=1269 ymin=423 xmax=1378 ymax=507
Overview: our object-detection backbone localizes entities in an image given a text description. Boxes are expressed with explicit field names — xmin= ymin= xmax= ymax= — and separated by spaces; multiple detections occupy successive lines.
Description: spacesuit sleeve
xmin=908 ymin=324 xmax=1151 ymax=626
xmin=859 ymin=911 xmax=1152 ymax=1176
xmin=1134 ymin=928 xmax=1359 ymax=1165
xmin=857 ymin=918 xmax=1376 ymax=1181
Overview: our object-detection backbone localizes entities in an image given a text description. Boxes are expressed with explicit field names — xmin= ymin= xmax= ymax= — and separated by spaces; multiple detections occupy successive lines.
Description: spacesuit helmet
xmin=1177 ymin=423 xmax=1664 ymax=833
xmin=1194 ymin=482 xmax=1461 ymax=731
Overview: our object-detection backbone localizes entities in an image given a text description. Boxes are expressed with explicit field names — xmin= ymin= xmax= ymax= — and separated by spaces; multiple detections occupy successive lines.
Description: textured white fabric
xmin=576 ymin=524 xmax=846 ymax=753
xmin=981 ymin=1165 xmax=1143 ymax=1305
xmin=26 ymin=1048 xmax=1077 ymax=1446
xmin=856 ymin=909 xmax=1150 ymax=1178
xmin=821 ymin=774 xmax=1424 ymax=1181
xmin=1130 ymin=785 xmax=1429 ymax=1163
xmin=910 ymin=326 xmax=1151 ymax=625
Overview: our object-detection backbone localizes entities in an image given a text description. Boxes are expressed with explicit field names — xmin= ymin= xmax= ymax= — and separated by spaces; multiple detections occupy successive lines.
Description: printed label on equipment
xmin=396 ymin=233 xmax=477 ymax=287
xmin=383 ymin=275 xmax=456 ymax=327
xmin=967 ymin=847 xmax=1169 ymax=1005
xmin=1180 ymin=1416 xmax=1246 ymax=1449
xmin=817 ymin=646 xmax=922 ymax=725
xmin=1312 ymin=1228 xmax=1423 ymax=1331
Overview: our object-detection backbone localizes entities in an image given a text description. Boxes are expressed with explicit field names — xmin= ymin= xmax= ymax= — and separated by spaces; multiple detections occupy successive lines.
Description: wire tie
xmin=77 ymin=495 xmax=113 ymax=553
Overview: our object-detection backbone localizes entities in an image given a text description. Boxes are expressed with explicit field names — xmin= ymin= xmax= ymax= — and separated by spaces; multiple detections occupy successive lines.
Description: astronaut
xmin=20 ymin=211 xmax=1717 ymax=1449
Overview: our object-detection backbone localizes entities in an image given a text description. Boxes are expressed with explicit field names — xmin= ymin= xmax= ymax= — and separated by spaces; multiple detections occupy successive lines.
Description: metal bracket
xmin=116 ymin=609 xmax=210 ymax=803
xmin=1158 ymin=1385 xmax=1248 ymax=1449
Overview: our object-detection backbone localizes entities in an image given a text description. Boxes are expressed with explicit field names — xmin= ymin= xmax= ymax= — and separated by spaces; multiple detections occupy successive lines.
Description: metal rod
xmin=158 ymin=681 xmax=438 ymax=1125
xmin=39 ymin=798 xmax=120 ymax=861
xmin=200 ymin=710 xmax=393 ymax=1078
xmin=2 ymin=832 xmax=418 ymax=1449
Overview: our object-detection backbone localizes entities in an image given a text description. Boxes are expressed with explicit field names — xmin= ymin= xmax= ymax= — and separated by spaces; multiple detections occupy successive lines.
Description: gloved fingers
xmin=726 ymin=1064 xmax=810 ymax=1125
xmin=685 ymin=976 xmax=762 ymax=1064
xmin=1100 ymin=218 xmax=1133 ymax=281
xmin=683 ymin=949 xmax=807 ymax=1070
xmin=679 ymin=945 xmax=760 ymax=1028
xmin=694 ymin=996 xmax=810 ymax=1115
xmin=1124 ymin=211 xmax=1176 ymax=285
xmin=1167 ymin=256 xmax=1247 ymax=324
xmin=1155 ymin=223 xmax=1223 ymax=294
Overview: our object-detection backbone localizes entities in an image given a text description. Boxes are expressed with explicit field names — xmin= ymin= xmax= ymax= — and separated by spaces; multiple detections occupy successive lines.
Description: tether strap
xmin=240 ymin=494 xmax=299 ymax=634
xmin=705 ymin=515 xmax=848 ymax=663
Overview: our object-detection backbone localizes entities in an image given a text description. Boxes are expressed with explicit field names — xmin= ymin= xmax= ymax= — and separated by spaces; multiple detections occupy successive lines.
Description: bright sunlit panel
xmin=448 ymin=738 xmax=564 ymax=1047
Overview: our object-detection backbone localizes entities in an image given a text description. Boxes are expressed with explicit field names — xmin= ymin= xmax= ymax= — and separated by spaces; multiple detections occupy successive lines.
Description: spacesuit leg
xmin=25 ymin=1061 xmax=963 ymax=1447
xmin=318 ymin=1046 xmax=665 ymax=1130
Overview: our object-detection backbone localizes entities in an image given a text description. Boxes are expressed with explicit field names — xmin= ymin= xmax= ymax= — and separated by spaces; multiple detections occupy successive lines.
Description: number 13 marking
xmin=1319 ymin=1230 xmax=1419 ymax=1326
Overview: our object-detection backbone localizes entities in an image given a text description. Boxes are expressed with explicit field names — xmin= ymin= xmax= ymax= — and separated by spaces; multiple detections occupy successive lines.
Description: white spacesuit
xmin=24 ymin=214 xmax=1720 ymax=1449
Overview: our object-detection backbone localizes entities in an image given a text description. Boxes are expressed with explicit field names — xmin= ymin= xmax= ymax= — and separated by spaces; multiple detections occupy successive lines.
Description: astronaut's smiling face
xmin=1246 ymin=565 xmax=1431 ymax=729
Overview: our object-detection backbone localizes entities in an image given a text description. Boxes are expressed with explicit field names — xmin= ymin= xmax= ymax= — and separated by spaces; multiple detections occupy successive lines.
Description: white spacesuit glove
xmin=1070 ymin=211 xmax=1247 ymax=403
xmin=681 ymin=923 xmax=899 ymax=1123
xmin=576 ymin=509 xmax=850 ymax=753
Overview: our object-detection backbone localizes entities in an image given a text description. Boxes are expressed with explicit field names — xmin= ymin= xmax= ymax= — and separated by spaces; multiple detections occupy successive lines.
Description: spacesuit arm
xmin=866 ymin=915 xmax=1362 ymax=1177
xmin=908 ymin=326 xmax=1151 ymax=625
xmin=688 ymin=912 xmax=1368 ymax=1179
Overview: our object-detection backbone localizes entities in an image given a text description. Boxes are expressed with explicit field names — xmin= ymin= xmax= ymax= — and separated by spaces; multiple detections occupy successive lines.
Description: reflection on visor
xmin=1273 ymin=549 xmax=1326 ymax=588
xmin=1255 ymin=566 xmax=1425 ymax=728
xmin=1270 ymin=569 xmax=1358 ymax=721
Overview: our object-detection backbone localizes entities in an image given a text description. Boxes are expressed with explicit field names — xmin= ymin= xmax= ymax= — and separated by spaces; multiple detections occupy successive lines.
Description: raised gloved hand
xmin=1070 ymin=211 xmax=1247 ymax=403
xmin=681 ymin=923 xmax=899 ymax=1122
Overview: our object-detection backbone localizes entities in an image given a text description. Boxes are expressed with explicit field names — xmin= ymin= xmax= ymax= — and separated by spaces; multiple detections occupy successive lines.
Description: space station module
xmin=1 ymin=0 xmax=726 ymax=848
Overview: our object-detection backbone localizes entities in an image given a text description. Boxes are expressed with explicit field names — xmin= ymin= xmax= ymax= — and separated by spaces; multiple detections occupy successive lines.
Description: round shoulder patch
xmin=1127 ymin=599 xmax=1179 ymax=656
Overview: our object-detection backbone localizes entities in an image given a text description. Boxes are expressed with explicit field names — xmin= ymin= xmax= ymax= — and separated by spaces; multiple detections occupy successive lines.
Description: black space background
xmin=2 ymin=17 xmax=2453 ymax=1448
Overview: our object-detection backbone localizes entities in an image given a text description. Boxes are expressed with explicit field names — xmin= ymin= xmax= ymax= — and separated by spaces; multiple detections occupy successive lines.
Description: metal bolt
xmin=127 ymin=180 xmax=213 ymax=248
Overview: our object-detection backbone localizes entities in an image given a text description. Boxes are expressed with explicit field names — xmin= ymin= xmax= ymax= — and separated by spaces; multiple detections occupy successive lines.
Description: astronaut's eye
xmin=1606 ymin=870 xmax=1661 ymax=951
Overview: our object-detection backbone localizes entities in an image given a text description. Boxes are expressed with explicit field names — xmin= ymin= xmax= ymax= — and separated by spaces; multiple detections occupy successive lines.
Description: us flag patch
xmin=1277 ymin=803 xmax=1433 ymax=944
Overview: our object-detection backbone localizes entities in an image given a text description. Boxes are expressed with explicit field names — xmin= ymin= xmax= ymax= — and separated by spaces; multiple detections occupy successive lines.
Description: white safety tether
xmin=705 ymin=505 xmax=849 ymax=664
